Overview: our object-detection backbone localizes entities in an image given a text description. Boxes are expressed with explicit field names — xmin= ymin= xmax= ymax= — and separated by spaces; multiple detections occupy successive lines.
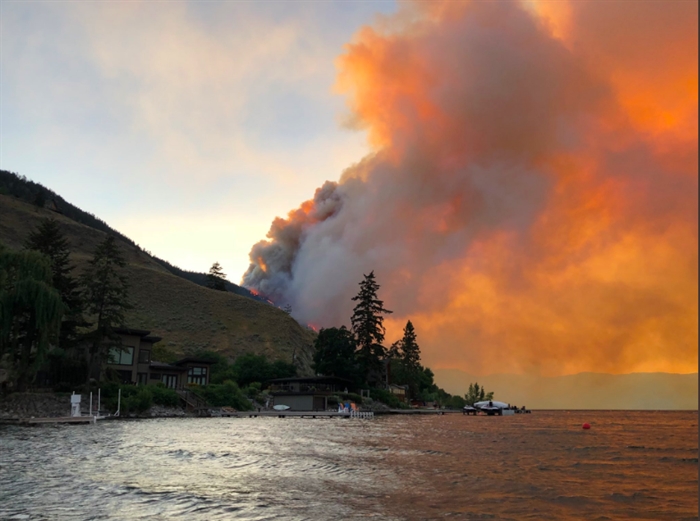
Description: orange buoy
xmin=582 ymin=423 xmax=591 ymax=430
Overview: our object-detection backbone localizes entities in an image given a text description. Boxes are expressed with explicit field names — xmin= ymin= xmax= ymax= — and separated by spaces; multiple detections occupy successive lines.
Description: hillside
xmin=434 ymin=369 xmax=699 ymax=410
xmin=0 ymin=170 xmax=265 ymax=301
xmin=0 ymin=192 xmax=316 ymax=372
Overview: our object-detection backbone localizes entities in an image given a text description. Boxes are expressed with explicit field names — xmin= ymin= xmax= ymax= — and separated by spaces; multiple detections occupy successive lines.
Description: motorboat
xmin=468 ymin=400 xmax=523 ymax=416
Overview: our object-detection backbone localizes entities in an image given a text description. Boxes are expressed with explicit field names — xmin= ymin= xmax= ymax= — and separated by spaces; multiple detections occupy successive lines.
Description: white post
xmin=97 ymin=389 xmax=101 ymax=416
xmin=89 ymin=392 xmax=93 ymax=417
xmin=115 ymin=388 xmax=121 ymax=417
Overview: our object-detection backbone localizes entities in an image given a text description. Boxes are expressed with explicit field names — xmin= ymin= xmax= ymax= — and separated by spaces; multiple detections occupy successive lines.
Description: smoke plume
xmin=243 ymin=0 xmax=698 ymax=376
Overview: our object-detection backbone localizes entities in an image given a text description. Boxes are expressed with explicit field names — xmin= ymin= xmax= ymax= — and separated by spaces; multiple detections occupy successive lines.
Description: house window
xmin=187 ymin=366 xmax=207 ymax=386
xmin=138 ymin=350 xmax=151 ymax=363
xmin=150 ymin=373 xmax=161 ymax=381
xmin=116 ymin=370 xmax=132 ymax=383
xmin=162 ymin=374 xmax=178 ymax=389
xmin=109 ymin=346 xmax=134 ymax=366
xmin=137 ymin=373 xmax=148 ymax=385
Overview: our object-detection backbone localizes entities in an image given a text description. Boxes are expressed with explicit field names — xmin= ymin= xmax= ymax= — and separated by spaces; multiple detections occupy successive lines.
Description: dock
xmin=226 ymin=410 xmax=376 ymax=419
xmin=23 ymin=416 xmax=97 ymax=425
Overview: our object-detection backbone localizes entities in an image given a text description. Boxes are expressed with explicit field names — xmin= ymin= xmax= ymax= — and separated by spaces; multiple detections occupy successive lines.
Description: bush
xmin=339 ymin=392 xmax=364 ymax=405
xmin=150 ymin=384 xmax=179 ymax=407
xmin=122 ymin=387 xmax=153 ymax=414
xmin=200 ymin=381 xmax=252 ymax=410
xmin=370 ymin=388 xmax=409 ymax=409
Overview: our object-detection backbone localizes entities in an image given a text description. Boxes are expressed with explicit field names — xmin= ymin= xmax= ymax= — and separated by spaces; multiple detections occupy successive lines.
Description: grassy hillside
xmin=0 ymin=170 xmax=265 ymax=300
xmin=0 ymin=193 xmax=316 ymax=372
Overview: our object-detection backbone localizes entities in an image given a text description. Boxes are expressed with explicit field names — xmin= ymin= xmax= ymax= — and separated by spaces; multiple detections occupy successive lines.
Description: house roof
xmin=173 ymin=357 xmax=213 ymax=366
xmin=143 ymin=336 xmax=162 ymax=344
xmin=149 ymin=361 xmax=187 ymax=372
xmin=114 ymin=327 xmax=151 ymax=337
xmin=269 ymin=376 xmax=353 ymax=385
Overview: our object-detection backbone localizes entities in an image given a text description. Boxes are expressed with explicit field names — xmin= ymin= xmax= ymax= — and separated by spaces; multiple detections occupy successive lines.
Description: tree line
xmin=0 ymin=218 xmax=131 ymax=391
xmin=312 ymin=271 xmax=493 ymax=408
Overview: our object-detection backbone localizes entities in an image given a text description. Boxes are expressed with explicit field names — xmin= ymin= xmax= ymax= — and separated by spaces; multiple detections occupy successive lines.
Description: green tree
xmin=24 ymin=218 xmax=83 ymax=350
xmin=206 ymin=262 xmax=227 ymax=291
xmin=464 ymin=382 xmax=494 ymax=406
xmin=0 ymin=244 xmax=63 ymax=390
xmin=350 ymin=271 xmax=392 ymax=384
xmin=312 ymin=326 xmax=360 ymax=383
xmin=80 ymin=235 xmax=130 ymax=382
xmin=388 ymin=320 xmax=423 ymax=398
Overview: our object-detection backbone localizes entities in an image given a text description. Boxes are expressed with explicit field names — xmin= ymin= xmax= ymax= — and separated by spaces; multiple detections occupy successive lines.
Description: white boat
xmin=472 ymin=400 xmax=517 ymax=416
xmin=272 ymin=404 xmax=290 ymax=411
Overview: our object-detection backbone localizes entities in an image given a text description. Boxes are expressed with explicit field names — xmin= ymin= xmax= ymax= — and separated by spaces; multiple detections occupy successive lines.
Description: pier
xmin=23 ymin=416 xmax=97 ymax=425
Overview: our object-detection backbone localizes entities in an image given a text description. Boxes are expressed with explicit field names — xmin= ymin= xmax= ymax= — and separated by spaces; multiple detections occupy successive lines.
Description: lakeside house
xmin=388 ymin=384 xmax=409 ymax=403
xmin=268 ymin=376 xmax=354 ymax=411
xmin=107 ymin=328 xmax=211 ymax=389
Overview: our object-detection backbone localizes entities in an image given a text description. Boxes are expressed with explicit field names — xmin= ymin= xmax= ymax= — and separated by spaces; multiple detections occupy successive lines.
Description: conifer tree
xmin=0 ymin=244 xmax=63 ymax=390
xmin=388 ymin=320 xmax=423 ymax=397
xmin=206 ymin=262 xmax=227 ymax=291
xmin=24 ymin=218 xmax=83 ymax=349
xmin=80 ymin=235 xmax=130 ymax=381
xmin=350 ymin=271 xmax=392 ymax=384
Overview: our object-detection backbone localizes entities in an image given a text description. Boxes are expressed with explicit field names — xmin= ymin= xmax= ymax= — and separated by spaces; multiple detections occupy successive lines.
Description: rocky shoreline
xmin=0 ymin=392 xmax=190 ymax=422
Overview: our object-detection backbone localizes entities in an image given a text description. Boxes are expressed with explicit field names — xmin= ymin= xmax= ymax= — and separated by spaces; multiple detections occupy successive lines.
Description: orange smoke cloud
xmin=243 ymin=0 xmax=698 ymax=376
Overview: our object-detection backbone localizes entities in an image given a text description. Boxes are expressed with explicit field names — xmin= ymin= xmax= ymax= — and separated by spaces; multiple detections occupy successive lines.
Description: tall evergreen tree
xmin=0 ymin=244 xmax=63 ymax=390
xmin=389 ymin=320 xmax=423 ymax=397
xmin=350 ymin=271 xmax=392 ymax=384
xmin=399 ymin=320 xmax=421 ymax=370
xmin=80 ymin=235 xmax=130 ymax=381
xmin=24 ymin=218 xmax=83 ymax=349
xmin=206 ymin=262 xmax=227 ymax=291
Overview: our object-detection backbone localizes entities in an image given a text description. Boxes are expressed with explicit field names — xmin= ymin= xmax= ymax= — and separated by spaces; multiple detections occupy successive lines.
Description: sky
xmin=1 ymin=0 xmax=394 ymax=277
xmin=2 ymin=0 xmax=698 ymax=378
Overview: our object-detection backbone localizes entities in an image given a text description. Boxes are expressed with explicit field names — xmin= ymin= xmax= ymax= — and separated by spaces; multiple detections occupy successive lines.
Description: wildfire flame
xmin=243 ymin=0 xmax=698 ymax=376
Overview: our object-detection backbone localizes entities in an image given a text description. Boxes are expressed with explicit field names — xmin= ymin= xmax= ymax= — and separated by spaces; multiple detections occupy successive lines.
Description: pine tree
xmin=24 ymin=218 xmax=83 ymax=349
xmin=390 ymin=320 xmax=423 ymax=397
xmin=350 ymin=271 xmax=392 ymax=385
xmin=399 ymin=320 xmax=421 ymax=370
xmin=206 ymin=262 xmax=227 ymax=291
xmin=80 ymin=235 xmax=130 ymax=381
xmin=0 ymin=244 xmax=63 ymax=390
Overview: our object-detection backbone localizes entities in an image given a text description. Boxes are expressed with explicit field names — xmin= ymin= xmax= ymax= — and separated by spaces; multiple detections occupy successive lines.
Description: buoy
xmin=582 ymin=423 xmax=591 ymax=430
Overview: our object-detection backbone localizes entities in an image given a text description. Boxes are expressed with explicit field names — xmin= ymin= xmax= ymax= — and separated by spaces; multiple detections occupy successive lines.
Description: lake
xmin=0 ymin=411 xmax=697 ymax=520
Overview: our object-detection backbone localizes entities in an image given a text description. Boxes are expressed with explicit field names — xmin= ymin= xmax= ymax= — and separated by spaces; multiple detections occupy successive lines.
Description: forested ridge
xmin=0 ymin=170 xmax=264 ymax=302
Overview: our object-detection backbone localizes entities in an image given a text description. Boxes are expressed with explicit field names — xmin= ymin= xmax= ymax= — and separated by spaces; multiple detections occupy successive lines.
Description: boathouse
xmin=268 ymin=376 xmax=353 ymax=411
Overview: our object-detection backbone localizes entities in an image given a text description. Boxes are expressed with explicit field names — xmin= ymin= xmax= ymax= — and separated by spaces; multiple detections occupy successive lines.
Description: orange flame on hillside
xmin=244 ymin=0 xmax=698 ymax=376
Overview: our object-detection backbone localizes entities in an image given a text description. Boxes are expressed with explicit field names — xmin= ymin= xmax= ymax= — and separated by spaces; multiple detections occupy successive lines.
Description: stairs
xmin=176 ymin=389 xmax=209 ymax=414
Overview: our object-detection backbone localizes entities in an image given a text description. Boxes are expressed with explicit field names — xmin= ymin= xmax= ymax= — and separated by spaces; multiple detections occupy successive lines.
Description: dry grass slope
xmin=0 ymin=194 xmax=316 ymax=372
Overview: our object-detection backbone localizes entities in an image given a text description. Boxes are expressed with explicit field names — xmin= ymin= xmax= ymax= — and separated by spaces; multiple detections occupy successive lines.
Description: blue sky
xmin=1 ymin=0 xmax=396 ymax=280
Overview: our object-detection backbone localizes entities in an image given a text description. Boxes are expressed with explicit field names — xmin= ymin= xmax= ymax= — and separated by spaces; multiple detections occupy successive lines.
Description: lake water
xmin=0 ymin=411 xmax=697 ymax=520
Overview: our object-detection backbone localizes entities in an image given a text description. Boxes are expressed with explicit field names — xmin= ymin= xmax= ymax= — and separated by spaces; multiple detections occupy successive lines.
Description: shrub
xmin=370 ymin=388 xmax=409 ymax=409
xmin=122 ymin=387 xmax=153 ymax=414
xmin=200 ymin=381 xmax=252 ymax=410
xmin=150 ymin=384 xmax=179 ymax=407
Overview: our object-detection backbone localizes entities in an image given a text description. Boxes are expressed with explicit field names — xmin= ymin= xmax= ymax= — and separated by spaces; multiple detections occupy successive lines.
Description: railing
xmin=347 ymin=410 xmax=374 ymax=419
xmin=176 ymin=389 xmax=208 ymax=411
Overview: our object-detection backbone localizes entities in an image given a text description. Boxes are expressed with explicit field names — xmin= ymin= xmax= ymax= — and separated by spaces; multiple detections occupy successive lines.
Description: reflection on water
xmin=0 ymin=411 xmax=697 ymax=520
